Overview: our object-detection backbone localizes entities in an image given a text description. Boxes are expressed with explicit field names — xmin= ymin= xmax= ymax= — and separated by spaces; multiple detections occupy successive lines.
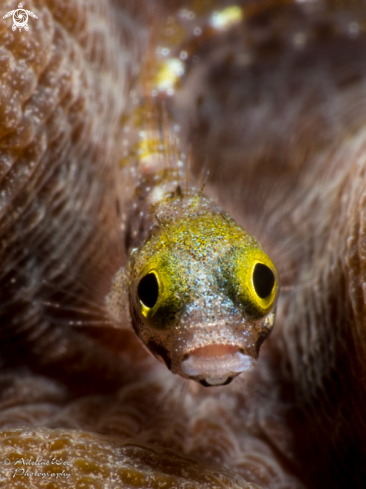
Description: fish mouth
xmin=180 ymin=344 xmax=255 ymax=386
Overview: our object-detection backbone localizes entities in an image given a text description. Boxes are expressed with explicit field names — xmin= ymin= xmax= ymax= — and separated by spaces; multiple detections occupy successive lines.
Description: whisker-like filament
xmin=186 ymin=145 xmax=192 ymax=194
xmin=41 ymin=313 xmax=115 ymax=329
xmin=67 ymin=320 xmax=115 ymax=328
xmin=40 ymin=301 xmax=111 ymax=321
xmin=41 ymin=280 xmax=109 ymax=318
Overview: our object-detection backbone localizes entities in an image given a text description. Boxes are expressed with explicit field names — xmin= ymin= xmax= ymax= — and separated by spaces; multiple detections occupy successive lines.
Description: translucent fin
xmin=105 ymin=267 xmax=130 ymax=326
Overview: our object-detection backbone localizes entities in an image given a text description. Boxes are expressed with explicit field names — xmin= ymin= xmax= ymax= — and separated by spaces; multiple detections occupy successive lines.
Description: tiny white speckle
xmin=348 ymin=22 xmax=359 ymax=37
xmin=293 ymin=32 xmax=306 ymax=48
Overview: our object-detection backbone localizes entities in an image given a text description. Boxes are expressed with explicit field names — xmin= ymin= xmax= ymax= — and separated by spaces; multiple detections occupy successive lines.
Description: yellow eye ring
xmin=227 ymin=247 xmax=280 ymax=317
xmin=132 ymin=251 xmax=185 ymax=331
xmin=137 ymin=270 xmax=160 ymax=318
xmin=251 ymin=261 xmax=278 ymax=313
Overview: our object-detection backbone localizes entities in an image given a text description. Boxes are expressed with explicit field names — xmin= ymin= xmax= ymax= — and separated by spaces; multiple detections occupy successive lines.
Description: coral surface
xmin=0 ymin=0 xmax=366 ymax=488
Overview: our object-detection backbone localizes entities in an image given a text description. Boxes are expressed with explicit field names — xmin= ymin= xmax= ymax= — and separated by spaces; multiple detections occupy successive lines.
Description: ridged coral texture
xmin=0 ymin=0 xmax=366 ymax=488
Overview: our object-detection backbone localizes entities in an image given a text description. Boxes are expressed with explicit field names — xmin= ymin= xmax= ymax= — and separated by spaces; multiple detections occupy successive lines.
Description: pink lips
xmin=181 ymin=344 xmax=254 ymax=385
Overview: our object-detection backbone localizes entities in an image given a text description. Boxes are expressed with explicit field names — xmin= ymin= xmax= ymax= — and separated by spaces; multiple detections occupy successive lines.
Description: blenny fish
xmin=107 ymin=6 xmax=280 ymax=386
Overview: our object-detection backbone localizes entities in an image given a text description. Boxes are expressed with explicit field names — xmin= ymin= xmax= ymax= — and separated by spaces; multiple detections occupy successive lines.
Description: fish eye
xmin=134 ymin=257 xmax=183 ymax=329
xmin=252 ymin=263 xmax=275 ymax=299
xmin=222 ymin=247 xmax=280 ymax=317
xmin=137 ymin=272 xmax=159 ymax=309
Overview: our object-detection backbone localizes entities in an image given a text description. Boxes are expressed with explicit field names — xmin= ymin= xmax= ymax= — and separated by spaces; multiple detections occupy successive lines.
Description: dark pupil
xmin=138 ymin=273 xmax=159 ymax=308
xmin=253 ymin=263 xmax=275 ymax=299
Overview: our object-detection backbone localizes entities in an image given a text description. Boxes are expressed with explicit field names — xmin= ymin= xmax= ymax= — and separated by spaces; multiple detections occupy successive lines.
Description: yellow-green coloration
xmin=133 ymin=212 xmax=279 ymax=330
xmin=135 ymin=256 xmax=185 ymax=330
xmin=120 ymin=188 xmax=280 ymax=386
xmin=138 ymin=137 xmax=165 ymax=160
xmin=210 ymin=6 xmax=243 ymax=30
xmin=154 ymin=58 xmax=185 ymax=92
xmin=224 ymin=247 xmax=279 ymax=318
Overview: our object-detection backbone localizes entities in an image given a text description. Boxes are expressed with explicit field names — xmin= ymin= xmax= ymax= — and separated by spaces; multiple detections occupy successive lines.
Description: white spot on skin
xmin=156 ymin=59 xmax=185 ymax=92
xmin=149 ymin=184 xmax=167 ymax=205
xmin=264 ymin=312 xmax=275 ymax=328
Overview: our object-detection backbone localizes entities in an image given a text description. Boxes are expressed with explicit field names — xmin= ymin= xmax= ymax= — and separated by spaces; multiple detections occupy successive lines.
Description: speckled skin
xmin=124 ymin=182 xmax=279 ymax=379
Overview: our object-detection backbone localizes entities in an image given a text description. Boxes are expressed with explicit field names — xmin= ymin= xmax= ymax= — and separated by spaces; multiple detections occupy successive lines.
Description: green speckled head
xmin=126 ymin=190 xmax=280 ymax=387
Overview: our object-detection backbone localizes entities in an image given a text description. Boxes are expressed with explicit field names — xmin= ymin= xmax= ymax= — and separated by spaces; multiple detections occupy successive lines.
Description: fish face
xmin=128 ymin=200 xmax=280 ymax=386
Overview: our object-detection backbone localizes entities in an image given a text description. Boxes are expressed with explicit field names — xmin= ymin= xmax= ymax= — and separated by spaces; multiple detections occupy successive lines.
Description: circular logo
xmin=13 ymin=9 xmax=28 ymax=30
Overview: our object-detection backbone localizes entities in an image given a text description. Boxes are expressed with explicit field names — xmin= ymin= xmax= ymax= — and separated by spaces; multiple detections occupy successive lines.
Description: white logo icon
xmin=3 ymin=3 xmax=38 ymax=31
